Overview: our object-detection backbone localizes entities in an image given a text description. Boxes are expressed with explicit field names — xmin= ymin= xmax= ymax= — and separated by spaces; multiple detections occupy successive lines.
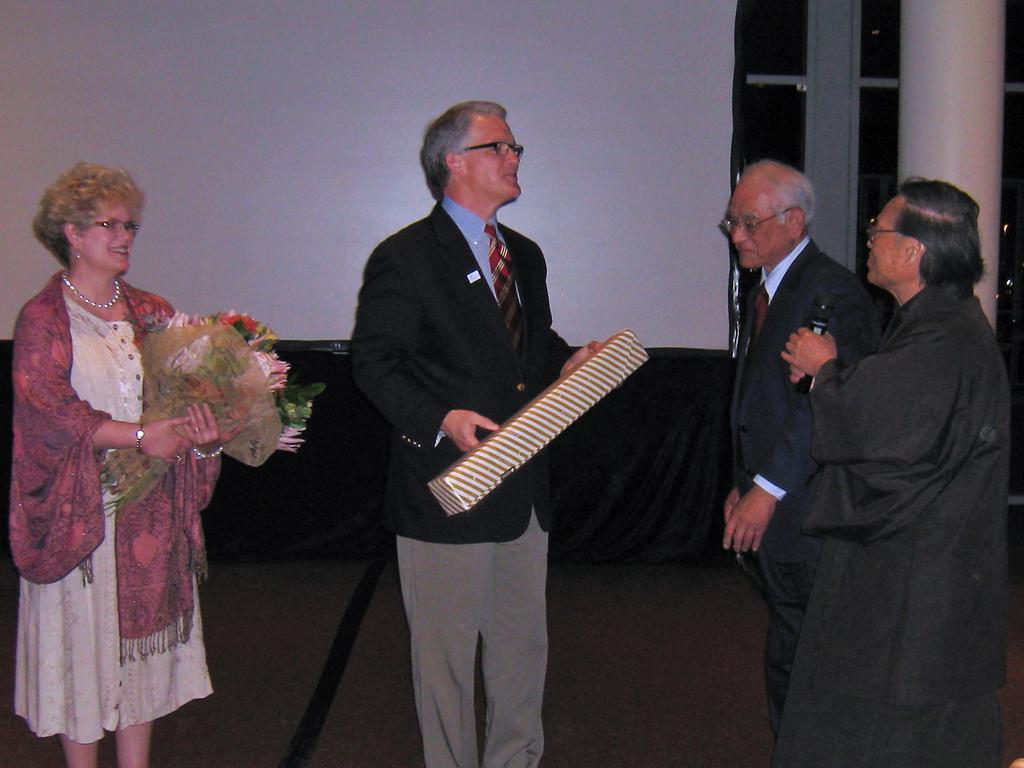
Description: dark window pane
xmin=857 ymin=85 xmax=899 ymax=330
xmin=1005 ymin=93 xmax=1024 ymax=178
xmin=861 ymin=1 xmax=900 ymax=78
xmin=739 ymin=0 xmax=807 ymax=76
xmin=855 ymin=175 xmax=898 ymax=329
xmin=1007 ymin=0 xmax=1024 ymax=82
xmin=858 ymin=88 xmax=899 ymax=176
xmin=741 ymin=84 xmax=806 ymax=169
xmin=1003 ymin=3 xmax=1024 ymax=385
xmin=997 ymin=182 xmax=1023 ymax=383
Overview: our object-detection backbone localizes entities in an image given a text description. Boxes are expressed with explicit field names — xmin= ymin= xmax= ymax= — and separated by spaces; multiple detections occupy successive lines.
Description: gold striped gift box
xmin=428 ymin=329 xmax=649 ymax=515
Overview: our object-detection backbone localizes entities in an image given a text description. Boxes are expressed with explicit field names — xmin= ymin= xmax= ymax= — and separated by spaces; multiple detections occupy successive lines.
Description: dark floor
xmin=2 ymin=548 xmax=1022 ymax=768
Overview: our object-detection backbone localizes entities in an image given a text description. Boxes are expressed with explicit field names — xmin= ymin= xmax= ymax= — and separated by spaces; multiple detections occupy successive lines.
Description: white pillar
xmin=899 ymin=0 xmax=1005 ymax=327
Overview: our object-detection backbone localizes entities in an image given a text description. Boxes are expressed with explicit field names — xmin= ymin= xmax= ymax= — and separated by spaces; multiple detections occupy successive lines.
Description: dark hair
xmin=420 ymin=101 xmax=507 ymax=201
xmin=894 ymin=177 xmax=982 ymax=296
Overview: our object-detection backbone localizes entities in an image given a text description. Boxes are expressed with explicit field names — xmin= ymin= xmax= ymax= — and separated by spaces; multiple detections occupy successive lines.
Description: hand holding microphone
xmin=782 ymin=293 xmax=837 ymax=389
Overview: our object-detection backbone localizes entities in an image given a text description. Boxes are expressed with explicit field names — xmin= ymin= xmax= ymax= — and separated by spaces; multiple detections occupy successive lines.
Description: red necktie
xmin=752 ymin=283 xmax=769 ymax=341
xmin=485 ymin=224 xmax=522 ymax=349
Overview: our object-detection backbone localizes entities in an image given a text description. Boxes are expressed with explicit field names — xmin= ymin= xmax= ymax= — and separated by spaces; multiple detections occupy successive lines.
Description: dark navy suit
xmin=731 ymin=240 xmax=880 ymax=734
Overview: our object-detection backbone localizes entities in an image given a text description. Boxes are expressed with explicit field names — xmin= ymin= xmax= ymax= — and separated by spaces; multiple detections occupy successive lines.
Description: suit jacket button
xmin=516 ymin=382 xmax=526 ymax=392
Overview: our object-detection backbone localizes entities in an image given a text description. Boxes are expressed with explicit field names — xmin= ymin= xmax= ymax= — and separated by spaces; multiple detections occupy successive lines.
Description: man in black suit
xmin=352 ymin=101 xmax=595 ymax=768
xmin=720 ymin=160 xmax=880 ymax=737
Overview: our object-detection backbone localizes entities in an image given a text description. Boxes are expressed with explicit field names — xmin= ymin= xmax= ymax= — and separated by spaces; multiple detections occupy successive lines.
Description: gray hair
xmin=741 ymin=159 xmax=816 ymax=227
xmin=420 ymin=101 xmax=507 ymax=201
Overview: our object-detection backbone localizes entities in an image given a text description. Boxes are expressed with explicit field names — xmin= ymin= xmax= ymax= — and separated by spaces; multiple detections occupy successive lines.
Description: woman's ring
xmin=175 ymin=454 xmax=184 ymax=464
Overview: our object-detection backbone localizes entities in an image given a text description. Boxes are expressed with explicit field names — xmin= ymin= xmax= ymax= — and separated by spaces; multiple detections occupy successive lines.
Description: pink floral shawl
xmin=9 ymin=272 xmax=221 ymax=661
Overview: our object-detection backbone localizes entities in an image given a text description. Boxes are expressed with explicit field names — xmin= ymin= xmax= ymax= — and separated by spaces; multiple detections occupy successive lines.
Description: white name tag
xmin=467 ymin=270 xmax=482 ymax=284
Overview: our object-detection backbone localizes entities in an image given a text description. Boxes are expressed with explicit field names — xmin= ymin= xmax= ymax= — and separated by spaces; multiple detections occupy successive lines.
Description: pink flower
xmin=277 ymin=426 xmax=305 ymax=453
xmin=166 ymin=311 xmax=196 ymax=328
xmin=254 ymin=351 xmax=290 ymax=390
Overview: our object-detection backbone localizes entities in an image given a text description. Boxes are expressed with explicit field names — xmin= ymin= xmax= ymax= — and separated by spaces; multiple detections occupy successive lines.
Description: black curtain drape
xmin=549 ymin=353 xmax=732 ymax=562
xmin=0 ymin=342 xmax=734 ymax=564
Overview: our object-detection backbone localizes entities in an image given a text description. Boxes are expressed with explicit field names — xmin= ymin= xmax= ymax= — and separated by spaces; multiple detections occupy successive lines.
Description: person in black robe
xmin=775 ymin=178 xmax=1010 ymax=767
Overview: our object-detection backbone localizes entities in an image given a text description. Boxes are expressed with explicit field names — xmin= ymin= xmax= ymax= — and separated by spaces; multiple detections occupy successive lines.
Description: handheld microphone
xmin=794 ymin=292 xmax=834 ymax=393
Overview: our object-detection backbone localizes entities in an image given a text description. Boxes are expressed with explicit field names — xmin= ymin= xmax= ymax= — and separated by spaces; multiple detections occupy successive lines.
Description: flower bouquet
xmin=101 ymin=312 xmax=325 ymax=509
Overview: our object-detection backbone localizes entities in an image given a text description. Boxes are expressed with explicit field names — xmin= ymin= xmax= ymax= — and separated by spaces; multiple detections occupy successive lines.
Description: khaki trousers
xmin=397 ymin=512 xmax=547 ymax=768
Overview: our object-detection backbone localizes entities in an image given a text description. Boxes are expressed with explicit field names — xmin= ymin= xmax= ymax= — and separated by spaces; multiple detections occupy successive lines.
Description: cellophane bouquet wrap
xmin=101 ymin=312 xmax=324 ymax=509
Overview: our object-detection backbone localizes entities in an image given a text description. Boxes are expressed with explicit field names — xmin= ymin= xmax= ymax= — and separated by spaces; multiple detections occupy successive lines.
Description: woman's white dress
xmin=14 ymin=299 xmax=212 ymax=743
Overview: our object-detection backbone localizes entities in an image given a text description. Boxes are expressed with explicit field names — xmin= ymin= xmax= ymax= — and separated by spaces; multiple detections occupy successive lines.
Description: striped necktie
xmin=485 ymin=223 xmax=522 ymax=349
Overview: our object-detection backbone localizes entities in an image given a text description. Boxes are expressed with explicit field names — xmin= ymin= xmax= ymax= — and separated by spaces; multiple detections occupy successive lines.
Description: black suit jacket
xmin=731 ymin=240 xmax=880 ymax=562
xmin=351 ymin=204 xmax=570 ymax=544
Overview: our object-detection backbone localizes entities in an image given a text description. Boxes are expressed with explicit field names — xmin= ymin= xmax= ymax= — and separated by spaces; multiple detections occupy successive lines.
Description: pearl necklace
xmin=62 ymin=272 xmax=122 ymax=309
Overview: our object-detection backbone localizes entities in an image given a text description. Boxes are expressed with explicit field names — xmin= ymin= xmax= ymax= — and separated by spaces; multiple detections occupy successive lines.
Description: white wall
xmin=0 ymin=0 xmax=735 ymax=348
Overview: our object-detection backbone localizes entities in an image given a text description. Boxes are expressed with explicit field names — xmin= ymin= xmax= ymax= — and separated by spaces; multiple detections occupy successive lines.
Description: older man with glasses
xmin=720 ymin=159 xmax=880 ymax=738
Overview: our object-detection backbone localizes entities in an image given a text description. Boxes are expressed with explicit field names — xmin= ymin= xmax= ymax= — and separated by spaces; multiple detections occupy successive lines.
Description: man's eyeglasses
xmin=461 ymin=141 xmax=524 ymax=159
xmin=93 ymin=219 xmax=141 ymax=236
xmin=718 ymin=206 xmax=798 ymax=237
xmin=866 ymin=217 xmax=900 ymax=241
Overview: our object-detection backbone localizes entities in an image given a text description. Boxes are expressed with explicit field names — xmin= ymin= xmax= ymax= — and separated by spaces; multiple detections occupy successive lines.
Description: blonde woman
xmin=11 ymin=162 xmax=228 ymax=768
